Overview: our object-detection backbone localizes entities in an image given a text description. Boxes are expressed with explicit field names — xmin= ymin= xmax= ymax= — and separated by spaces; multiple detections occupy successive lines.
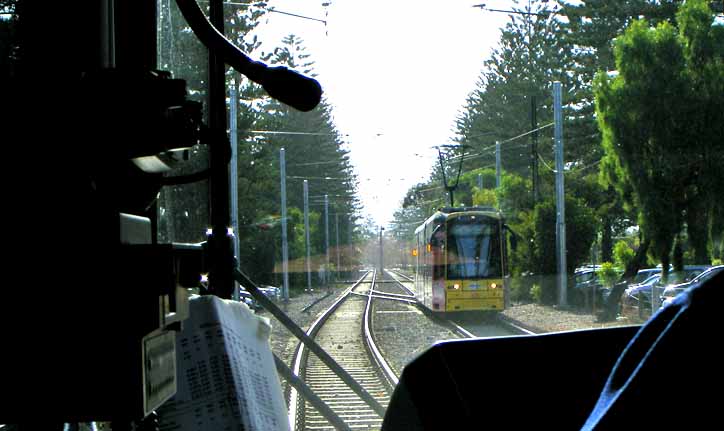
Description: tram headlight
xmin=449 ymin=283 xmax=461 ymax=290
xmin=489 ymin=282 xmax=498 ymax=289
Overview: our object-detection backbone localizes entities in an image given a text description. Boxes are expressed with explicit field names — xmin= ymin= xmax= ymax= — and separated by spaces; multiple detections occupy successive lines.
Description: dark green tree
xmin=456 ymin=0 xmax=580 ymax=180
xmin=235 ymin=34 xmax=360 ymax=285
xmin=559 ymin=0 xmax=683 ymax=266
xmin=533 ymin=195 xmax=598 ymax=304
xmin=594 ymin=0 xmax=724 ymax=280
xmin=0 ymin=0 xmax=18 ymax=80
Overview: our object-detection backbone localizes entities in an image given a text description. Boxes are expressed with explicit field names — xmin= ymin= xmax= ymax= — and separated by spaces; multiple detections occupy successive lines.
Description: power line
xmin=456 ymin=123 xmax=553 ymax=158
xmin=201 ymin=2 xmax=328 ymax=24
xmin=268 ymin=8 xmax=327 ymax=25
xmin=538 ymin=153 xmax=557 ymax=173
xmin=289 ymin=160 xmax=343 ymax=167
xmin=538 ymin=154 xmax=603 ymax=175
xmin=248 ymin=130 xmax=346 ymax=137
xmin=286 ymin=175 xmax=349 ymax=180
xmin=499 ymin=123 xmax=554 ymax=144
xmin=567 ymin=159 xmax=602 ymax=174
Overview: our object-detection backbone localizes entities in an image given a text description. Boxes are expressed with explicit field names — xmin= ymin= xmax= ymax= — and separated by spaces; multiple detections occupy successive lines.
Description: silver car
xmin=661 ymin=265 xmax=723 ymax=307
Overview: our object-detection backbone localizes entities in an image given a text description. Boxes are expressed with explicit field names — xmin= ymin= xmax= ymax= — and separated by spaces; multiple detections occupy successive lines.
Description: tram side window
xmin=430 ymin=225 xmax=445 ymax=279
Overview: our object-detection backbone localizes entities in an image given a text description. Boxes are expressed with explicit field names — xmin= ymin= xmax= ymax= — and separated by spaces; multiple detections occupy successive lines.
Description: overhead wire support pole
xmin=532 ymin=95 xmax=539 ymax=203
xmin=495 ymin=141 xmax=501 ymax=190
xmin=325 ymin=194 xmax=330 ymax=288
xmin=304 ymin=180 xmax=312 ymax=292
xmin=335 ymin=213 xmax=340 ymax=281
xmin=553 ymin=81 xmax=567 ymax=307
xmin=280 ymin=148 xmax=290 ymax=302
xmin=379 ymin=227 xmax=385 ymax=273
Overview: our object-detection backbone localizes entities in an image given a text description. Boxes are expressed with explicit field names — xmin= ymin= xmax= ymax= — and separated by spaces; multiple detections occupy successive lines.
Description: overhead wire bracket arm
xmin=174 ymin=0 xmax=323 ymax=112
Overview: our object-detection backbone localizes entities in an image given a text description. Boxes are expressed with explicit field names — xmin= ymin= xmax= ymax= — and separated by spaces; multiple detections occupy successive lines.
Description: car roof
xmin=637 ymin=268 xmax=660 ymax=273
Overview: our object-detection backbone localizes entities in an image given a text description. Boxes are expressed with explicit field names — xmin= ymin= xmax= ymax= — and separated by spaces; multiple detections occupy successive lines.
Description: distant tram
xmin=413 ymin=207 xmax=511 ymax=312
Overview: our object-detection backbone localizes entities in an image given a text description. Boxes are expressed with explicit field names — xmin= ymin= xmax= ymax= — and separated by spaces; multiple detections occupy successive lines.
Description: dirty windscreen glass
xmin=155 ymin=0 xmax=724 ymax=421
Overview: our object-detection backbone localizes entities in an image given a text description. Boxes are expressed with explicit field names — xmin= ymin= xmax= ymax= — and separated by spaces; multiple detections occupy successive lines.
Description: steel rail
xmin=384 ymin=268 xmax=536 ymax=336
xmin=383 ymin=269 xmax=416 ymax=296
xmin=272 ymin=353 xmax=351 ymax=431
xmin=370 ymin=289 xmax=416 ymax=299
xmin=287 ymin=272 xmax=372 ymax=429
xmin=497 ymin=315 xmax=538 ymax=335
xmin=232 ymin=269 xmax=388 ymax=425
xmin=350 ymin=291 xmax=418 ymax=304
xmin=387 ymin=269 xmax=414 ymax=282
xmin=384 ymin=270 xmax=477 ymax=339
xmin=364 ymin=271 xmax=400 ymax=387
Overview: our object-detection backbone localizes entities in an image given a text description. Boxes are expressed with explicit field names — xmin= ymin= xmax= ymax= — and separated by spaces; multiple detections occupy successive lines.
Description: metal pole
xmin=325 ymin=194 xmax=330 ymax=287
xmin=531 ymin=95 xmax=539 ymax=203
xmin=335 ymin=213 xmax=340 ymax=281
xmin=348 ymin=217 xmax=353 ymax=274
xmin=304 ymin=180 xmax=312 ymax=292
xmin=553 ymin=82 xmax=567 ymax=306
xmin=230 ymin=82 xmax=240 ymax=301
xmin=495 ymin=141 xmax=501 ymax=190
xmin=477 ymin=173 xmax=483 ymax=190
xmin=280 ymin=148 xmax=290 ymax=301
xmin=379 ymin=227 xmax=384 ymax=273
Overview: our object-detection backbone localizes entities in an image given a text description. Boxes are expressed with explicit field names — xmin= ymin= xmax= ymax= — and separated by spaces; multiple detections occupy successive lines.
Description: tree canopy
xmin=594 ymin=0 xmax=724 ymax=277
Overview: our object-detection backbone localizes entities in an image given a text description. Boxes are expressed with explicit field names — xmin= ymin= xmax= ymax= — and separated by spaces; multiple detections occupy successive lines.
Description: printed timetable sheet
xmin=159 ymin=295 xmax=289 ymax=431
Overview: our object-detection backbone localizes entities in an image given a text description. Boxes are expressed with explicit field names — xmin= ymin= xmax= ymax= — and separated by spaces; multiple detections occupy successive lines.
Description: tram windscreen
xmin=446 ymin=220 xmax=502 ymax=279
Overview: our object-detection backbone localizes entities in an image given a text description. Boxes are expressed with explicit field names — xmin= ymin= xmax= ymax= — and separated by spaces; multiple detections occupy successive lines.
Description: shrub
xmin=530 ymin=283 xmax=542 ymax=304
xmin=613 ymin=240 xmax=635 ymax=269
xmin=510 ymin=277 xmax=532 ymax=302
xmin=597 ymin=262 xmax=619 ymax=288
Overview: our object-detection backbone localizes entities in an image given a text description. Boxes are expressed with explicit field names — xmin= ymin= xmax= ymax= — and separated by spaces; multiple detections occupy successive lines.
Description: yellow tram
xmin=413 ymin=207 xmax=510 ymax=312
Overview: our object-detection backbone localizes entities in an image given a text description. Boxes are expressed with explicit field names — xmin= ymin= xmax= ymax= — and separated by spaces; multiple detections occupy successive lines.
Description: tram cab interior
xmin=2 ymin=1 xmax=722 ymax=430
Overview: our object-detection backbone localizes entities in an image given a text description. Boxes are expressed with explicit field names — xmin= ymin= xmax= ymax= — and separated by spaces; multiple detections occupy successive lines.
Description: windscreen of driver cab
xmin=446 ymin=219 xmax=502 ymax=280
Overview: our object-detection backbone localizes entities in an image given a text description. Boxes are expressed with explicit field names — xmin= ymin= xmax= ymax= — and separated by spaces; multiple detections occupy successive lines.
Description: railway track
xmin=286 ymin=269 xmax=535 ymax=430
xmin=289 ymin=270 xmax=398 ymax=431
xmin=383 ymin=269 xmax=535 ymax=337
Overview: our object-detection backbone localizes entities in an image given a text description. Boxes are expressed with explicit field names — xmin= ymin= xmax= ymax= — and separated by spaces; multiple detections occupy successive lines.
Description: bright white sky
xmin=253 ymin=0 xmax=509 ymax=226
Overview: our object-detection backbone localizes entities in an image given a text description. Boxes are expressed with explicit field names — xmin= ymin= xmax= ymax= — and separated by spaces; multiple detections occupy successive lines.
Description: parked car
xmin=623 ymin=274 xmax=661 ymax=308
xmin=661 ymin=265 xmax=723 ymax=307
xmin=259 ymin=285 xmax=281 ymax=301
xmin=631 ymin=268 xmax=661 ymax=285
xmin=572 ymin=266 xmax=607 ymax=307
xmin=239 ymin=289 xmax=260 ymax=310
xmin=626 ymin=265 xmax=711 ymax=312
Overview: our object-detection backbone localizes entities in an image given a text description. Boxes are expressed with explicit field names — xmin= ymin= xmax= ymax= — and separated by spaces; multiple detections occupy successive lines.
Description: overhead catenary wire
xmin=289 ymin=160 xmax=346 ymax=167
xmin=448 ymin=124 xmax=554 ymax=163
xmin=286 ymin=175 xmax=350 ymax=180
xmin=499 ymin=122 xmax=554 ymax=144
xmin=248 ymin=130 xmax=346 ymax=136
xmin=201 ymin=1 xmax=328 ymax=25
xmin=538 ymin=153 xmax=602 ymax=174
